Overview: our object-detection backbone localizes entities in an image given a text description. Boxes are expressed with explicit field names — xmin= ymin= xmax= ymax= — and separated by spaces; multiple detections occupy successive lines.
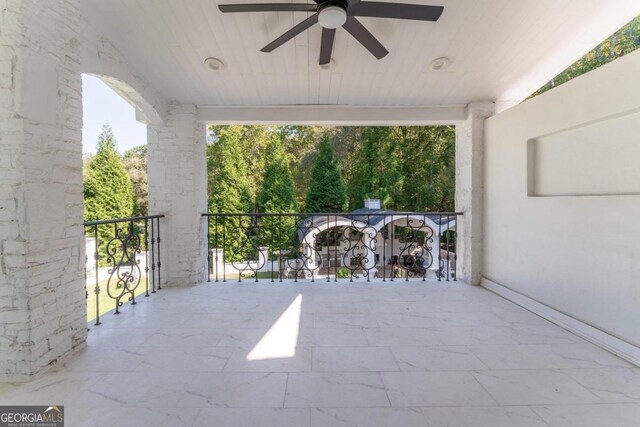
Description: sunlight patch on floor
xmin=246 ymin=294 xmax=303 ymax=361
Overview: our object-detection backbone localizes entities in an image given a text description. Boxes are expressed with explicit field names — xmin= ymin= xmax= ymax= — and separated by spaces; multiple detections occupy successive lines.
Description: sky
xmin=82 ymin=74 xmax=147 ymax=155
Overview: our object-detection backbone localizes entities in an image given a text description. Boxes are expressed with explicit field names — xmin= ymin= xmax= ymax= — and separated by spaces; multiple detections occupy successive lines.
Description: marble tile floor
xmin=1 ymin=281 xmax=639 ymax=426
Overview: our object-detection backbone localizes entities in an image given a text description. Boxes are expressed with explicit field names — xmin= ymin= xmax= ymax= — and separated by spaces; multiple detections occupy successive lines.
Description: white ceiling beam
xmin=196 ymin=105 xmax=468 ymax=125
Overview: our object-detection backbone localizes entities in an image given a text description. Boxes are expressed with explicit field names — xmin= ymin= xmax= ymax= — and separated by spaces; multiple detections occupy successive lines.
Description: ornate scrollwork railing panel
xmin=203 ymin=212 xmax=461 ymax=283
xmin=84 ymin=215 xmax=164 ymax=327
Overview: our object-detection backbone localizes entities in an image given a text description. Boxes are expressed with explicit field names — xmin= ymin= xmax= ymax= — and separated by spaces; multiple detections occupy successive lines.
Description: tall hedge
xmin=207 ymin=126 xmax=253 ymax=262
xmin=305 ymin=137 xmax=347 ymax=213
xmin=256 ymin=139 xmax=298 ymax=256
xmin=256 ymin=139 xmax=297 ymax=213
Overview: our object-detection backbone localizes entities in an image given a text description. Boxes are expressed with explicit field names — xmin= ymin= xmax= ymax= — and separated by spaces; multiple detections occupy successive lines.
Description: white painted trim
xmin=481 ymin=277 xmax=640 ymax=367
xmin=197 ymin=104 xmax=468 ymax=125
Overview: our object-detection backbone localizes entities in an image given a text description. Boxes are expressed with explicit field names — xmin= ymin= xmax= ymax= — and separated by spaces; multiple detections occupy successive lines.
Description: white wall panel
xmin=484 ymin=50 xmax=640 ymax=347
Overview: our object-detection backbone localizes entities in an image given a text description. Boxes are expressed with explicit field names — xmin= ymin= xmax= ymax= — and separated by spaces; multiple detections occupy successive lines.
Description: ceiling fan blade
xmin=261 ymin=13 xmax=319 ymax=52
xmin=219 ymin=3 xmax=317 ymax=13
xmin=349 ymin=2 xmax=444 ymax=21
xmin=319 ymin=28 xmax=336 ymax=65
xmin=342 ymin=17 xmax=388 ymax=60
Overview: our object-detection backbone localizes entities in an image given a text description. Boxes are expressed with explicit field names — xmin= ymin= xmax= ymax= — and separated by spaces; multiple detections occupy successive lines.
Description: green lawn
xmin=209 ymin=271 xmax=279 ymax=281
xmin=86 ymin=275 xmax=151 ymax=323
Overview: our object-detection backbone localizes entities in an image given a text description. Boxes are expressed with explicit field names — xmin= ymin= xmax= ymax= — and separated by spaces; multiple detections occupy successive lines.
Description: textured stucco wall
xmin=484 ymin=50 xmax=640 ymax=346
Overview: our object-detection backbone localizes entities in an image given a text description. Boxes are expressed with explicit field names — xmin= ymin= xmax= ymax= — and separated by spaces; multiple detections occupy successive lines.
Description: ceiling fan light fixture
xmin=318 ymin=6 xmax=347 ymax=29
xmin=204 ymin=57 xmax=226 ymax=71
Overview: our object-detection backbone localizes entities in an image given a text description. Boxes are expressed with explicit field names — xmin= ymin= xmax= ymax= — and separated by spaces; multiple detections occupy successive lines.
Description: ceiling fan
xmin=218 ymin=0 xmax=444 ymax=66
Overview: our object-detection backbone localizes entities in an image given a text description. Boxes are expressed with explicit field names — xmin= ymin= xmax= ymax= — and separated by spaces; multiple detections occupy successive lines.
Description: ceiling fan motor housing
xmin=318 ymin=0 xmax=349 ymax=29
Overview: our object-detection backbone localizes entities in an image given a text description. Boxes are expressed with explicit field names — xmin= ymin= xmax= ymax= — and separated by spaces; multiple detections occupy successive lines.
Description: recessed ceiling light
xmin=204 ymin=57 xmax=226 ymax=71
xmin=318 ymin=59 xmax=336 ymax=71
xmin=430 ymin=57 xmax=450 ymax=71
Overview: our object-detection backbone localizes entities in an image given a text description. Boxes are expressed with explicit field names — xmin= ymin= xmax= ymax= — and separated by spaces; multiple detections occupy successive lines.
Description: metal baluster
xmin=390 ymin=215 xmax=395 ymax=282
xmin=453 ymin=215 xmax=458 ymax=282
xmin=446 ymin=214 xmax=450 ymax=282
xmin=293 ymin=215 xmax=298 ymax=284
xmin=382 ymin=214 xmax=387 ymax=282
xmin=113 ymin=222 xmax=121 ymax=314
xmin=84 ymin=228 xmax=89 ymax=331
xmin=333 ymin=215 xmax=338 ymax=282
xmin=144 ymin=219 xmax=150 ymax=296
xmin=207 ymin=215 xmax=211 ymax=283
xmin=366 ymin=214 xmax=371 ymax=282
xmin=238 ymin=216 xmax=242 ymax=283
xmin=422 ymin=214 xmax=427 ymax=282
xmin=310 ymin=215 xmax=315 ymax=283
xmin=150 ymin=219 xmax=156 ymax=293
xmin=214 ymin=215 xmax=219 ymax=283
xmin=129 ymin=220 xmax=136 ymax=306
xmin=93 ymin=225 xmax=101 ymax=326
xmin=156 ymin=217 xmax=162 ymax=290
xmin=254 ymin=215 xmax=259 ymax=283
xmin=270 ymin=214 xmax=275 ymax=283
xmin=326 ymin=214 xmax=330 ymax=282
xmin=278 ymin=215 xmax=283 ymax=282
xmin=222 ymin=216 xmax=227 ymax=282
xmin=437 ymin=214 xmax=442 ymax=282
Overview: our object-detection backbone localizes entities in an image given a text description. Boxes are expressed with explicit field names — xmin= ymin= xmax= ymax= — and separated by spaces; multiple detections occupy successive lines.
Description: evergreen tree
xmin=274 ymin=126 xmax=327 ymax=207
xmin=207 ymin=126 xmax=252 ymax=214
xmin=305 ymin=137 xmax=347 ymax=212
xmin=256 ymin=140 xmax=298 ymax=255
xmin=83 ymin=124 xmax=135 ymax=266
xmin=207 ymin=126 xmax=253 ymax=262
xmin=122 ymin=145 xmax=148 ymax=216
xmin=84 ymin=124 xmax=135 ymax=221
xmin=256 ymin=139 xmax=297 ymax=213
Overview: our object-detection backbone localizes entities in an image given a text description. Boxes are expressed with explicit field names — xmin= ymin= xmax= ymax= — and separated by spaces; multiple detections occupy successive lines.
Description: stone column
xmin=0 ymin=0 xmax=86 ymax=381
xmin=455 ymin=102 xmax=495 ymax=285
xmin=147 ymin=104 xmax=208 ymax=286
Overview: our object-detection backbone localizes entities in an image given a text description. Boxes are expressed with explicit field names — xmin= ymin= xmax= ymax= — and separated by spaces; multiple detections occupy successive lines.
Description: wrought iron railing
xmin=84 ymin=215 xmax=164 ymax=326
xmin=203 ymin=212 xmax=461 ymax=283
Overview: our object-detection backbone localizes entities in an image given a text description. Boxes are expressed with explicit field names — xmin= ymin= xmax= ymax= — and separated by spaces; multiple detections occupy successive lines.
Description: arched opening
xmin=81 ymin=73 xmax=159 ymax=324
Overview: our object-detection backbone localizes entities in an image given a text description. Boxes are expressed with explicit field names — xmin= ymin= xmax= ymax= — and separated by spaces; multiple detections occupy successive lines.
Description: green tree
xmin=532 ymin=16 xmax=640 ymax=97
xmin=207 ymin=126 xmax=253 ymax=214
xmin=305 ymin=137 xmax=347 ymax=212
xmin=256 ymin=139 xmax=298 ymax=255
xmin=83 ymin=124 xmax=135 ymax=266
xmin=207 ymin=126 xmax=253 ymax=262
xmin=122 ymin=145 xmax=148 ymax=216
xmin=256 ymin=139 xmax=297 ymax=213
xmin=394 ymin=126 xmax=456 ymax=212
xmin=347 ymin=127 xmax=403 ymax=210
xmin=274 ymin=126 xmax=328 ymax=207
xmin=84 ymin=124 xmax=135 ymax=221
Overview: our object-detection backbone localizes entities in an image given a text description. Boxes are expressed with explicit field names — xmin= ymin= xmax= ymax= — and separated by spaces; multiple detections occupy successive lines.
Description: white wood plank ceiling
xmin=82 ymin=0 xmax=640 ymax=107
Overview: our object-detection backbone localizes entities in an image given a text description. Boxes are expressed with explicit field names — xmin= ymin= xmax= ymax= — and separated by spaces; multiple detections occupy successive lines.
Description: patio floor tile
xmin=0 ymin=281 xmax=635 ymax=426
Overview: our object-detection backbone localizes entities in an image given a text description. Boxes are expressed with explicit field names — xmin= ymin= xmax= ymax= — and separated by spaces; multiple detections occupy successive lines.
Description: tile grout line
xmin=283 ymin=372 xmax=290 ymax=408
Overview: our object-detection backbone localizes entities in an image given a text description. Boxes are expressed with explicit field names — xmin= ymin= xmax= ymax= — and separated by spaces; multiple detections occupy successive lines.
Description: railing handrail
xmin=84 ymin=214 xmax=165 ymax=227
xmin=203 ymin=210 xmax=459 ymax=283
xmin=202 ymin=212 xmax=463 ymax=217
xmin=84 ymin=214 xmax=164 ymax=327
